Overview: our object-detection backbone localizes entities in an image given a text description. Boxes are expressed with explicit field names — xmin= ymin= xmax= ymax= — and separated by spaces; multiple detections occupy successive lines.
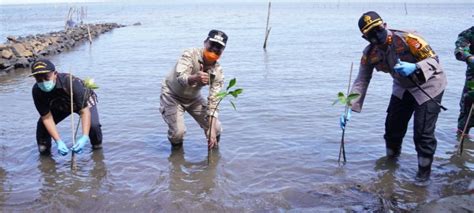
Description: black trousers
xmin=36 ymin=105 xmax=102 ymax=153
xmin=384 ymin=91 xmax=443 ymax=163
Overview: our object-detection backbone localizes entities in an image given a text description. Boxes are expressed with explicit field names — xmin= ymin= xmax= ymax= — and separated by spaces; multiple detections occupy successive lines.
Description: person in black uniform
xmin=30 ymin=59 xmax=102 ymax=156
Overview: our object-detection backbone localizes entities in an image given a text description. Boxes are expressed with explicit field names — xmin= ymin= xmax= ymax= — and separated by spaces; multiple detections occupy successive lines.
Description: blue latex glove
xmin=56 ymin=140 xmax=69 ymax=156
xmin=340 ymin=110 xmax=352 ymax=130
xmin=72 ymin=135 xmax=89 ymax=154
xmin=394 ymin=59 xmax=417 ymax=77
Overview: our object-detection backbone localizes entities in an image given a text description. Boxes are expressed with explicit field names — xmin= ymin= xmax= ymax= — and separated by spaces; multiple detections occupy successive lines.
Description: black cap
xmin=30 ymin=59 xmax=55 ymax=77
xmin=358 ymin=11 xmax=383 ymax=34
xmin=207 ymin=30 xmax=228 ymax=47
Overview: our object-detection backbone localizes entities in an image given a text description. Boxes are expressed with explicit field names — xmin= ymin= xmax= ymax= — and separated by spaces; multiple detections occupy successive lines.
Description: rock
xmin=14 ymin=57 xmax=30 ymax=68
xmin=132 ymin=22 xmax=142 ymax=26
xmin=0 ymin=44 xmax=8 ymax=50
xmin=1 ymin=49 xmax=14 ymax=59
xmin=1 ymin=22 xmax=125 ymax=71
xmin=0 ymin=58 xmax=13 ymax=70
xmin=414 ymin=194 xmax=474 ymax=212
xmin=6 ymin=36 xmax=18 ymax=43
xmin=11 ymin=43 xmax=33 ymax=57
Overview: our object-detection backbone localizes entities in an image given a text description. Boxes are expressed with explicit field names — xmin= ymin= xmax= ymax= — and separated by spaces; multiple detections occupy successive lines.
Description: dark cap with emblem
xmin=30 ymin=59 xmax=55 ymax=77
xmin=207 ymin=30 xmax=228 ymax=47
xmin=358 ymin=11 xmax=383 ymax=34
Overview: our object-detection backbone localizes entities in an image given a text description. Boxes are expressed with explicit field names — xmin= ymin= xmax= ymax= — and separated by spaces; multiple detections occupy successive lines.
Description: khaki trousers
xmin=160 ymin=86 xmax=221 ymax=145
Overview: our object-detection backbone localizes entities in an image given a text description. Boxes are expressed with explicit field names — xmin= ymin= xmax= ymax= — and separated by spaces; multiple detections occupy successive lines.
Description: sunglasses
xmin=205 ymin=41 xmax=225 ymax=55
xmin=364 ymin=25 xmax=385 ymax=40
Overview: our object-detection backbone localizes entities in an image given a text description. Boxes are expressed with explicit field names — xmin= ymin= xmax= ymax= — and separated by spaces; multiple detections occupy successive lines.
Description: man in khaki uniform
xmin=160 ymin=30 xmax=227 ymax=149
xmin=341 ymin=11 xmax=447 ymax=182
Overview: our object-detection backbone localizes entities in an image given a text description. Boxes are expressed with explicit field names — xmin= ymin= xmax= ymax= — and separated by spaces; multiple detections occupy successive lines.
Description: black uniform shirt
xmin=32 ymin=73 xmax=96 ymax=116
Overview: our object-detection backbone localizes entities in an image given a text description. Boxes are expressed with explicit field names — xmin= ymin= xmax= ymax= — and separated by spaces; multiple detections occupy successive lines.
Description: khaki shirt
xmin=351 ymin=29 xmax=447 ymax=112
xmin=163 ymin=48 xmax=224 ymax=117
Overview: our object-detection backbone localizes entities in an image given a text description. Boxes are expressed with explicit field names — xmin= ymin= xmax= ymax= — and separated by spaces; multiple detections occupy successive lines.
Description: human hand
xmin=394 ymin=59 xmax=417 ymax=77
xmin=340 ymin=110 xmax=352 ymax=130
xmin=56 ymin=139 xmax=69 ymax=156
xmin=190 ymin=71 xmax=210 ymax=85
xmin=208 ymin=136 xmax=218 ymax=150
xmin=72 ymin=135 xmax=89 ymax=154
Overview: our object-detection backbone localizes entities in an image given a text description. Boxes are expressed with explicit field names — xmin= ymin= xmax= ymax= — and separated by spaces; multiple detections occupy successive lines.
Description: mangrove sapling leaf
xmin=84 ymin=77 xmax=99 ymax=89
xmin=346 ymin=93 xmax=360 ymax=106
xmin=333 ymin=92 xmax=346 ymax=105
xmin=216 ymin=91 xmax=227 ymax=99
xmin=333 ymin=92 xmax=360 ymax=107
xmin=227 ymin=78 xmax=236 ymax=90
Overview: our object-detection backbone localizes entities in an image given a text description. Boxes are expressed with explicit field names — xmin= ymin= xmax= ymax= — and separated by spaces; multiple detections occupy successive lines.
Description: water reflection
xmin=37 ymin=156 xmax=60 ymax=205
xmin=89 ymin=150 xmax=107 ymax=185
xmin=168 ymin=148 xmax=220 ymax=199
xmin=0 ymin=167 xmax=7 ymax=207
xmin=372 ymin=156 xmax=431 ymax=210
xmin=37 ymin=150 xmax=107 ymax=208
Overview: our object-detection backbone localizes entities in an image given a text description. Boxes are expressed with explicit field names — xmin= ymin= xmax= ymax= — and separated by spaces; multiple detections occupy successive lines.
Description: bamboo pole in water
xmin=70 ymin=72 xmax=77 ymax=170
xmin=65 ymin=7 xmax=73 ymax=30
xmin=458 ymin=103 xmax=473 ymax=155
xmin=338 ymin=62 xmax=354 ymax=164
xmin=404 ymin=3 xmax=408 ymax=15
xmin=87 ymin=25 xmax=93 ymax=44
xmin=263 ymin=1 xmax=272 ymax=50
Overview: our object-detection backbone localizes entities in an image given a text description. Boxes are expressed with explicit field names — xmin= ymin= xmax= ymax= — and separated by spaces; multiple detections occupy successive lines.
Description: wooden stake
xmin=458 ymin=103 xmax=473 ymax=155
xmin=65 ymin=7 xmax=73 ymax=30
xmin=87 ymin=25 xmax=93 ymax=44
xmin=404 ymin=3 xmax=408 ymax=15
xmin=70 ymin=72 xmax=76 ymax=170
xmin=263 ymin=1 xmax=271 ymax=50
xmin=338 ymin=62 xmax=354 ymax=164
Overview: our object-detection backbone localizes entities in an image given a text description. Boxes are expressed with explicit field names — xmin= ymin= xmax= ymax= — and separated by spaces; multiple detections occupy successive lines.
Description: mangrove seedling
xmin=333 ymin=91 xmax=360 ymax=163
xmin=208 ymin=78 xmax=243 ymax=149
xmin=333 ymin=62 xmax=358 ymax=164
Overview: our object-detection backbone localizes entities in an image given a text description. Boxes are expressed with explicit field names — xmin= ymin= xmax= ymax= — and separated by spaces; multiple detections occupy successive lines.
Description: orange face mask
xmin=203 ymin=49 xmax=220 ymax=62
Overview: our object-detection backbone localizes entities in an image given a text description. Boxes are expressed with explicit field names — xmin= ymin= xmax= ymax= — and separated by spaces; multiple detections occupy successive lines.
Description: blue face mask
xmin=37 ymin=80 xmax=56 ymax=92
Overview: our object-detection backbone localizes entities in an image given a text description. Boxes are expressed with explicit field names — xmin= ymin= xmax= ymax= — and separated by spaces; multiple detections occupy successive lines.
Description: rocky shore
xmin=0 ymin=23 xmax=125 ymax=72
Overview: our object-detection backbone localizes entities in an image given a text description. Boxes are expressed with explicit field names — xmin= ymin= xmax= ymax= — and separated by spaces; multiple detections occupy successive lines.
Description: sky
xmin=0 ymin=0 xmax=472 ymax=5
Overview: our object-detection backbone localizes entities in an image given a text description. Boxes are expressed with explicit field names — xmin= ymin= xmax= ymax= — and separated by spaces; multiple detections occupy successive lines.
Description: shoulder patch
xmin=405 ymin=33 xmax=436 ymax=60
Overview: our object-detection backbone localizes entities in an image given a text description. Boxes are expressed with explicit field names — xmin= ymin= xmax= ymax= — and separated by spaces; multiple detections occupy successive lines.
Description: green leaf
xmin=233 ymin=88 xmax=243 ymax=95
xmin=230 ymin=100 xmax=237 ymax=110
xmin=84 ymin=77 xmax=99 ymax=90
xmin=229 ymin=89 xmax=241 ymax=98
xmin=467 ymin=81 xmax=474 ymax=90
xmin=216 ymin=91 xmax=227 ymax=99
xmin=337 ymin=92 xmax=347 ymax=105
xmin=347 ymin=93 xmax=360 ymax=102
xmin=227 ymin=78 xmax=236 ymax=91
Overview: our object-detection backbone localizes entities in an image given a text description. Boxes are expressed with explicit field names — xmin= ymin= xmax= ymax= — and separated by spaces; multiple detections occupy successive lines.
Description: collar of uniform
xmin=54 ymin=72 xmax=67 ymax=89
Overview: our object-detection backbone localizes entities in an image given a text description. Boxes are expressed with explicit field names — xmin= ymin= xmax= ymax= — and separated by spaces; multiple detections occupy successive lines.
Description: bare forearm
xmin=41 ymin=112 xmax=61 ymax=141
xmin=80 ymin=107 xmax=91 ymax=136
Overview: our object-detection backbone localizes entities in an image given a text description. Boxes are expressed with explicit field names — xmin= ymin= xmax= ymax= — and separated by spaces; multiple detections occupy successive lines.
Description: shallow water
xmin=0 ymin=1 xmax=473 ymax=211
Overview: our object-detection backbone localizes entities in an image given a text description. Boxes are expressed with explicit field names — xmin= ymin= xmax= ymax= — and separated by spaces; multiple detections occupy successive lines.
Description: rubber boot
xmin=415 ymin=156 xmax=433 ymax=182
xmin=386 ymin=147 xmax=401 ymax=159
xmin=37 ymin=141 xmax=51 ymax=156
